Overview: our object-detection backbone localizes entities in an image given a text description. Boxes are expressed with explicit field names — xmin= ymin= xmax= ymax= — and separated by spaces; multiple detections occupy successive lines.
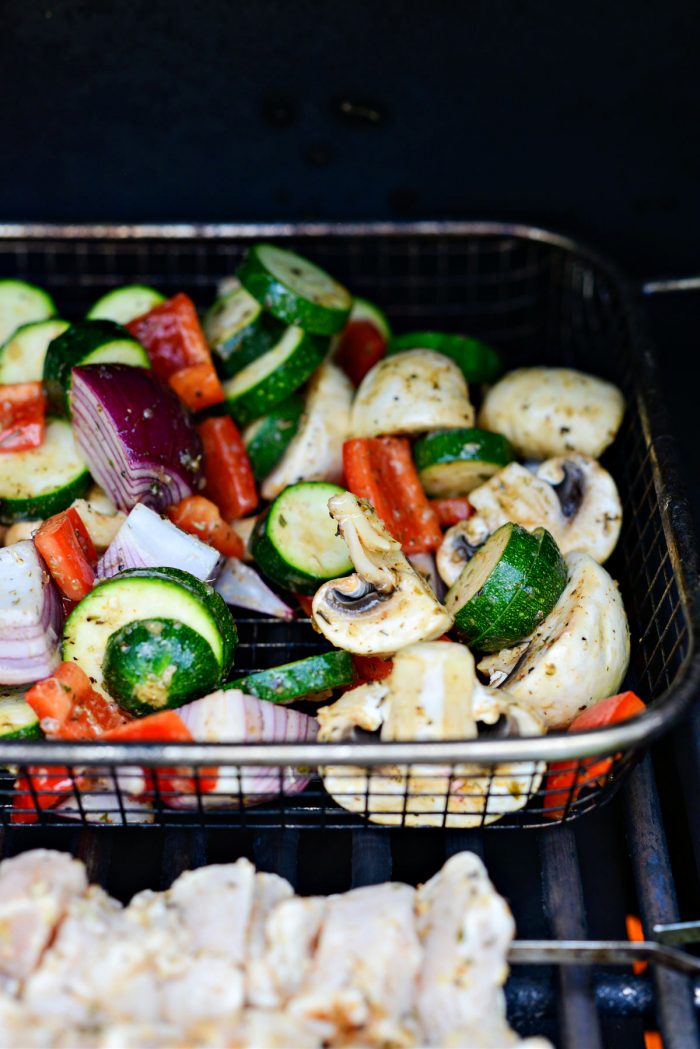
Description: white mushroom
xmin=311 ymin=492 xmax=453 ymax=655
xmin=260 ymin=362 xmax=353 ymax=501
xmin=436 ymin=455 xmax=622 ymax=585
xmin=350 ymin=349 xmax=474 ymax=437
xmin=478 ymin=551 xmax=630 ymax=729
xmin=479 ymin=367 xmax=625 ymax=459
xmin=318 ymin=641 xmax=546 ymax=828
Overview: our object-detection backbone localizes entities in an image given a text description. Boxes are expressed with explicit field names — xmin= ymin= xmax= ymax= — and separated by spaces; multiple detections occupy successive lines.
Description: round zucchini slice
xmin=345 ymin=297 xmax=392 ymax=339
xmin=103 ymin=618 xmax=220 ymax=715
xmin=238 ymin=243 xmax=353 ymax=335
xmin=86 ymin=285 xmax=165 ymax=325
xmin=227 ymin=650 xmax=355 ymax=704
xmin=0 ymin=319 xmax=70 ymax=384
xmin=243 ymin=394 xmax=304 ymax=481
xmin=413 ymin=428 xmax=514 ymax=497
xmin=43 ymin=319 xmax=150 ymax=415
xmin=251 ymin=481 xmax=353 ymax=593
xmin=387 ymin=331 xmax=502 ymax=382
xmin=445 ymin=522 xmax=567 ymax=651
xmin=0 ymin=280 xmax=56 ymax=346
xmin=0 ymin=419 xmax=91 ymax=523
xmin=204 ymin=286 xmax=286 ymax=379
xmin=0 ymin=693 xmax=42 ymax=741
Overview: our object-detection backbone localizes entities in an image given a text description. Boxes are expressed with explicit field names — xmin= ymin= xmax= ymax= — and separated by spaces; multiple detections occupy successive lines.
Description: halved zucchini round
xmin=0 ymin=319 xmax=70 ymax=383
xmin=204 ymin=285 xmax=286 ymax=378
xmin=0 ymin=694 xmax=42 ymax=741
xmin=413 ymin=428 xmax=514 ymax=496
xmin=87 ymin=285 xmax=165 ymax=325
xmin=243 ymin=394 xmax=304 ymax=481
xmin=0 ymin=419 xmax=91 ymax=523
xmin=387 ymin=331 xmax=502 ymax=382
xmin=0 ymin=280 xmax=56 ymax=346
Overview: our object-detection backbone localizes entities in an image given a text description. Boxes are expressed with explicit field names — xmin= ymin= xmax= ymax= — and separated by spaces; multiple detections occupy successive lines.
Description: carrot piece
xmin=334 ymin=319 xmax=387 ymax=386
xmin=198 ymin=416 xmax=258 ymax=519
xmin=343 ymin=437 xmax=442 ymax=554
xmin=0 ymin=381 xmax=46 ymax=452
xmin=431 ymin=497 xmax=474 ymax=527
xmin=169 ymin=362 xmax=224 ymax=411
xmin=127 ymin=292 xmax=210 ymax=379
xmin=34 ymin=507 xmax=96 ymax=601
xmin=168 ymin=495 xmax=245 ymax=558
xmin=625 ymin=914 xmax=649 ymax=975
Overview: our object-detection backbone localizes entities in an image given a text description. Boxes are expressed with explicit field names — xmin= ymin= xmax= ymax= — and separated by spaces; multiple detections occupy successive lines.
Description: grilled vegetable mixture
xmin=0 ymin=251 xmax=640 ymax=825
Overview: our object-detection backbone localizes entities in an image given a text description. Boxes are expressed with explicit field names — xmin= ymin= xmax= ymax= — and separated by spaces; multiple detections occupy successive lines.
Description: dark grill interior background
xmin=2 ymin=3 xmax=700 ymax=1047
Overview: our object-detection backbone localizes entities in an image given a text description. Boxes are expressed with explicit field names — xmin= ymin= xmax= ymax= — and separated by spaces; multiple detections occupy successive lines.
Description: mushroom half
xmin=311 ymin=492 xmax=453 ymax=655
xmin=436 ymin=455 xmax=622 ymax=585
xmin=478 ymin=551 xmax=631 ymax=730
xmin=479 ymin=366 xmax=625 ymax=459
xmin=317 ymin=641 xmax=546 ymax=828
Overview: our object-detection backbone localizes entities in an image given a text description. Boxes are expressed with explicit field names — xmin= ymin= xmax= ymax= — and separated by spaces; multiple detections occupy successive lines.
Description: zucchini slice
xmin=238 ymin=243 xmax=352 ymax=335
xmin=0 ymin=280 xmax=56 ymax=346
xmin=413 ymin=428 xmax=514 ymax=497
xmin=63 ymin=566 xmax=237 ymax=695
xmin=243 ymin=394 xmax=304 ymax=481
xmin=86 ymin=285 xmax=165 ymax=325
xmin=227 ymin=650 xmax=355 ymax=704
xmin=0 ymin=693 xmax=42 ymax=741
xmin=222 ymin=325 xmax=326 ymax=426
xmin=251 ymin=481 xmax=353 ymax=593
xmin=0 ymin=419 xmax=90 ymax=523
xmin=43 ymin=320 xmax=150 ymax=415
xmin=204 ymin=286 xmax=286 ymax=379
xmin=0 ymin=319 xmax=70 ymax=383
xmin=103 ymin=618 xmax=221 ymax=715
xmin=445 ymin=522 xmax=567 ymax=651
xmin=345 ymin=297 xmax=392 ymax=339
xmin=387 ymin=332 xmax=502 ymax=382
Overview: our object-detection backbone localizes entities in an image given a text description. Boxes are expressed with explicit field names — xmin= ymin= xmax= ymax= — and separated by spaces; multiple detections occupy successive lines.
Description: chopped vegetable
xmin=0 ymin=279 xmax=56 ymax=346
xmin=227 ymin=650 xmax=355 ymax=704
xmin=168 ymin=361 xmax=224 ymax=412
xmin=431 ymin=497 xmax=474 ymax=527
xmin=26 ymin=661 xmax=127 ymax=739
xmin=168 ymin=495 xmax=245 ymax=559
xmin=215 ymin=558 xmax=295 ymax=619
xmin=413 ymin=428 xmax=514 ymax=497
xmin=97 ymin=502 xmax=221 ymax=582
xmin=0 ymin=382 xmax=46 ymax=452
xmin=204 ymin=285 xmax=285 ymax=378
xmin=126 ymin=292 xmax=211 ymax=380
xmin=87 ymin=285 xmax=165 ymax=325
xmin=11 ymin=767 xmax=77 ymax=824
xmin=198 ymin=416 xmax=258 ymax=520
xmin=34 ymin=507 xmax=96 ymax=601
xmin=0 ymin=692 xmax=42 ymax=740
xmin=100 ymin=709 xmax=192 ymax=741
xmin=0 ymin=418 xmax=90 ymax=522
xmin=243 ymin=395 xmax=304 ymax=482
xmin=387 ymin=331 xmax=501 ymax=382
xmin=334 ymin=296 xmax=391 ymax=385
xmin=0 ymin=540 xmax=62 ymax=685
xmin=343 ymin=436 xmax=442 ymax=555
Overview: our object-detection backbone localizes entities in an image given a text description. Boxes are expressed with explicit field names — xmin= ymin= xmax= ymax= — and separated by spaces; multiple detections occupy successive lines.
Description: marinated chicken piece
xmin=245 ymin=871 xmax=296 ymax=1007
xmin=0 ymin=849 xmax=87 ymax=986
xmin=224 ymin=1009 xmax=323 ymax=1048
xmin=247 ymin=896 xmax=327 ymax=1010
xmin=479 ymin=366 xmax=624 ymax=459
xmin=289 ymin=882 xmax=421 ymax=1045
xmin=479 ymin=551 xmax=631 ymax=729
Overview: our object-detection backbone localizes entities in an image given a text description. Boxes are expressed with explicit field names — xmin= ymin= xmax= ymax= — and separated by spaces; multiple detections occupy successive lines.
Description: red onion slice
xmin=0 ymin=541 xmax=62 ymax=685
xmin=71 ymin=364 xmax=203 ymax=513
xmin=215 ymin=559 xmax=294 ymax=619
xmin=97 ymin=503 xmax=222 ymax=582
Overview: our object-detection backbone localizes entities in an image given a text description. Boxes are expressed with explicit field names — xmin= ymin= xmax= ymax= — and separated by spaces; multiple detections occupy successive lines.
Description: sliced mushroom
xmin=478 ymin=551 xmax=630 ymax=730
xmin=408 ymin=552 xmax=446 ymax=601
xmin=318 ymin=641 xmax=545 ymax=828
xmin=311 ymin=492 xmax=453 ymax=655
xmin=261 ymin=362 xmax=354 ymax=501
xmin=436 ymin=456 xmax=622 ymax=585
xmin=350 ymin=349 xmax=474 ymax=438
xmin=479 ymin=367 xmax=625 ymax=459
xmin=3 ymin=520 xmax=41 ymax=546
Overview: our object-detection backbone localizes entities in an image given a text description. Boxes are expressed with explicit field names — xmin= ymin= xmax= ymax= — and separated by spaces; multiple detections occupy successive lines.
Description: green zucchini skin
xmin=205 ymin=286 xmax=286 ymax=379
xmin=346 ymin=297 xmax=392 ymax=339
xmin=0 ymin=280 xmax=56 ymax=346
xmin=43 ymin=319 xmax=150 ymax=415
xmin=251 ymin=482 xmax=353 ymax=594
xmin=86 ymin=285 xmax=165 ymax=325
xmin=103 ymin=618 xmax=221 ymax=715
xmin=446 ymin=523 xmax=567 ymax=651
xmin=387 ymin=331 xmax=502 ymax=382
xmin=237 ymin=243 xmax=352 ymax=335
xmin=413 ymin=428 xmax=514 ymax=496
xmin=243 ymin=395 xmax=304 ymax=481
xmin=0 ymin=419 xmax=91 ymax=523
xmin=222 ymin=327 xmax=327 ymax=427
xmin=0 ymin=319 xmax=70 ymax=384
xmin=227 ymin=650 xmax=355 ymax=704
xmin=0 ymin=694 xmax=43 ymax=741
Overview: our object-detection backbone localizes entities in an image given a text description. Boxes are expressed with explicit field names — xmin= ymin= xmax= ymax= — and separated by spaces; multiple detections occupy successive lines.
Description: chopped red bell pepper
xmin=101 ymin=711 xmax=217 ymax=795
xmin=431 ymin=497 xmax=474 ymax=528
xmin=353 ymin=654 xmax=394 ymax=681
xmin=168 ymin=495 xmax=245 ymax=558
xmin=11 ymin=766 xmax=79 ymax=824
xmin=626 ymin=914 xmax=649 ymax=975
xmin=295 ymin=593 xmax=314 ymax=616
xmin=0 ymin=382 xmax=46 ymax=452
xmin=168 ymin=362 xmax=224 ymax=412
xmin=335 ymin=319 xmax=387 ymax=386
xmin=127 ymin=292 xmax=210 ymax=380
xmin=198 ymin=416 xmax=257 ymax=520
xmin=543 ymin=691 xmax=646 ymax=817
xmin=34 ymin=507 xmax=97 ymax=601
xmin=343 ymin=437 xmax=442 ymax=554
xmin=26 ymin=662 xmax=127 ymax=740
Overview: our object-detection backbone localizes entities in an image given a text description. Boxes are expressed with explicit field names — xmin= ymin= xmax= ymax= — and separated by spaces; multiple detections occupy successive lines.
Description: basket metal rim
xmin=1 ymin=219 xmax=698 ymax=768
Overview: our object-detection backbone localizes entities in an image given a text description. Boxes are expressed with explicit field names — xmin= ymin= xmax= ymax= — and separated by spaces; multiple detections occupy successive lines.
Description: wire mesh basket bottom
xmin=0 ymin=222 xmax=696 ymax=830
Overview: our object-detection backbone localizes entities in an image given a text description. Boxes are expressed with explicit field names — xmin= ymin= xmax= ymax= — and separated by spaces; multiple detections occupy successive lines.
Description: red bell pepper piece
xmin=353 ymin=654 xmax=394 ymax=681
xmin=101 ymin=712 xmax=216 ymax=795
xmin=34 ymin=507 xmax=96 ymax=601
xmin=343 ymin=437 xmax=442 ymax=554
xmin=11 ymin=766 xmax=79 ymax=824
xmin=295 ymin=593 xmax=314 ymax=617
xmin=431 ymin=497 xmax=474 ymax=528
xmin=26 ymin=662 xmax=127 ymax=740
xmin=168 ymin=362 xmax=224 ymax=412
xmin=198 ymin=416 xmax=257 ymax=520
xmin=626 ymin=914 xmax=649 ymax=975
xmin=127 ymin=292 xmax=210 ymax=379
xmin=0 ymin=382 xmax=46 ymax=452
xmin=168 ymin=495 xmax=245 ymax=559
xmin=543 ymin=691 xmax=646 ymax=816
xmin=335 ymin=319 xmax=387 ymax=386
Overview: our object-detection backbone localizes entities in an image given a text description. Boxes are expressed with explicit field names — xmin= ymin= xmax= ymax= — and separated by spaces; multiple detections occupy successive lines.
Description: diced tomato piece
xmin=343 ymin=437 xmax=442 ymax=554
xmin=34 ymin=507 xmax=96 ymax=601
xmin=431 ymin=498 xmax=474 ymax=527
xmin=168 ymin=495 xmax=245 ymax=558
xmin=543 ymin=692 xmax=646 ymax=817
xmin=335 ymin=319 xmax=387 ymax=386
xmin=0 ymin=382 xmax=46 ymax=452
xmin=198 ymin=416 xmax=258 ymax=519
xmin=127 ymin=293 xmax=211 ymax=380
xmin=169 ymin=363 xmax=224 ymax=411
